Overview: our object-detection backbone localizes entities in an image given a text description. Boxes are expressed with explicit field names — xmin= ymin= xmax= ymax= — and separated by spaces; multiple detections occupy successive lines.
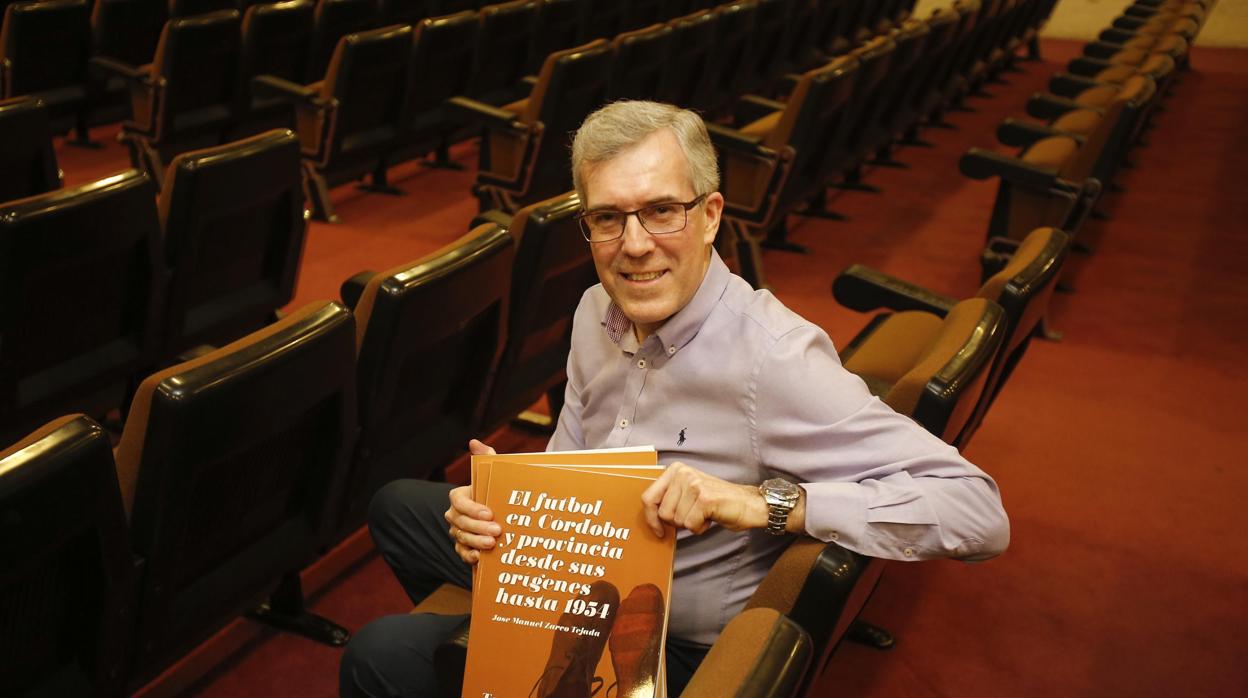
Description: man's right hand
xmin=444 ymin=439 xmax=502 ymax=565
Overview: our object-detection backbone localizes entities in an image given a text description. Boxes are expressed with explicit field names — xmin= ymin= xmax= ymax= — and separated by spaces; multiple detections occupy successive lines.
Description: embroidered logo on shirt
xmin=677 ymin=428 xmax=687 ymax=446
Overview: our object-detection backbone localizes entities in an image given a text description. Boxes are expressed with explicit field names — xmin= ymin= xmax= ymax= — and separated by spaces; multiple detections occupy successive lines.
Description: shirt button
xmin=903 ymin=547 xmax=915 ymax=558
xmin=667 ymin=346 xmax=676 ymax=355
xmin=637 ymin=359 xmax=646 ymax=369
xmin=829 ymin=532 xmax=839 ymax=541
xmin=619 ymin=419 xmax=629 ymax=429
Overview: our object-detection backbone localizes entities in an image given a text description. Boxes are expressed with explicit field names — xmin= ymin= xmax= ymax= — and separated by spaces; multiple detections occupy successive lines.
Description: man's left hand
xmin=641 ymin=463 xmax=774 ymax=537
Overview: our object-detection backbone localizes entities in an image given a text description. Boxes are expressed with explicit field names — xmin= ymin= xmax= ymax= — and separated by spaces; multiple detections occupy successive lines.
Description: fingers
xmin=445 ymin=485 xmax=501 ymax=561
xmin=468 ymin=438 xmax=497 ymax=456
xmin=641 ymin=466 xmax=677 ymax=538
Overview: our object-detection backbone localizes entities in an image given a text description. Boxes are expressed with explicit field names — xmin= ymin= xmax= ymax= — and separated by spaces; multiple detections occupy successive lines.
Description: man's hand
xmin=444 ymin=439 xmax=501 ymax=565
xmin=640 ymin=462 xmax=775 ymax=537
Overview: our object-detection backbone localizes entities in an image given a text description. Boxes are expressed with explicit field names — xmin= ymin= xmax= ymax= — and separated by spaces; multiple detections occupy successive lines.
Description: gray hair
xmin=570 ymin=100 xmax=720 ymax=203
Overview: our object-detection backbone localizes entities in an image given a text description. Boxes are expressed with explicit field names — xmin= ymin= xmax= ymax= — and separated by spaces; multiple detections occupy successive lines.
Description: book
xmin=463 ymin=447 xmax=675 ymax=698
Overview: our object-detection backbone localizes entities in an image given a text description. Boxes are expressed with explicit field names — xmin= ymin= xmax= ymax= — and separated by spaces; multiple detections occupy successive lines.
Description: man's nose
xmin=619 ymin=213 xmax=654 ymax=255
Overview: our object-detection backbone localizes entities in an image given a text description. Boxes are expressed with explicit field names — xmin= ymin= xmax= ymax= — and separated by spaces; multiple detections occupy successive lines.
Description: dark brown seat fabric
xmin=91 ymin=0 xmax=165 ymax=68
xmin=115 ymin=300 xmax=357 ymax=680
xmin=168 ymin=0 xmax=234 ymax=17
xmin=0 ymin=170 xmax=163 ymax=444
xmin=607 ymin=22 xmax=673 ymax=102
xmin=657 ymin=8 xmax=715 ymax=107
xmin=0 ymin=415 xmax=133 ymax=698
xmin=257 ymin=23 xmax=413 ymax=222
xmin=231 ymin=0 xmax=316 ymax=140
xmin=465 ymin=0 xmax=540 ymax=108
xmin=307 ymin=0 xmax=375 ymax=82
xmin=460 ymin=38 xmax=612 ymax=212
xmin=0 ymin=96 xmax=60 ymax=203
xmin=156 ymin=128 xmax=306 ymax=358
xmin=694 ymin=0 xmax=758 ymax=116
xmin=340 ymin=223 xmax=513 ymax=534
xmin=96 ymin=9 xmax=242 ymax=189
xmin=0 ymin=0 xmax=93 ymax=138
xmin=527 ymin=0 xmax=584 ymax=74
xmin=476 ymin=192 xmax=598 ymax=434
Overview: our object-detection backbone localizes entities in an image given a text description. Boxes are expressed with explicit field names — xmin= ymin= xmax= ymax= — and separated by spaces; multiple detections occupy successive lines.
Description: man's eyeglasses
xmin=575 ymin=194 xmax=709 ymax=243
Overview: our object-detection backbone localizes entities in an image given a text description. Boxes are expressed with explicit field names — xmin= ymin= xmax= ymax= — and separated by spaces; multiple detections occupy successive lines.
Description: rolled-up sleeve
xmin=752 ymin=325 xmax=1010 ymax=562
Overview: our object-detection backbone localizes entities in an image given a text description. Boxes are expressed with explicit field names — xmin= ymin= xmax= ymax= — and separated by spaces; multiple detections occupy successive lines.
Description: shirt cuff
xmin=800 ymin=481 xmax=868 ymax=547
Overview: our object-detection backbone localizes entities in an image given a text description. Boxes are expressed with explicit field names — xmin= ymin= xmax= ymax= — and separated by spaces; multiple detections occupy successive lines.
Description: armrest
xmin=1123 ymin=5 xmax=1156 ymax=18
xmin=997 ymin=118 xmax=1067 ymax=148
xmin=705 ymin=123 xmax=776 ymax=159
xmin=959 ymin=147 xmax=1063 ymax=192
xmin=733 ymin=94 xmax=786 ymax=125
xmin=89 ymin=56 xmax=147 ymax=83
xmin=1113 ymin=16 xmax=1146 ymax=31
xmin=1067 ymin=56 xmax=1115 ymax=77
xmin=1083 ymin=41 xmax=1126 ymax=60
xmin=980 ymin=236 xmax=1022 ymax=281
xmin=432 ymin=616 xmax=470 ymax=698
xmin=251 ymin=74 xmax=320 ymax=104
xmin=470 ymin=209 xmax=514 ymax=231
xmin=340 ymin=270 xmax=377 ymax=310
xmin=445 ymin=95 xmax=525 ymax=131
xmin=681 ymin=608 xmax=812 ymax=698
xmin=1025 ymin=93 xmax=1092 ymax=121
xmin=1098 ymin=27 xmax=1138 ymax=44
xmin=1048 ymin=73 xmax=1105 ymax=98
xmin=520 ymin=74 xmax=538 ymax=87
xmin=832 ymin=264 xmax=957 ymax=316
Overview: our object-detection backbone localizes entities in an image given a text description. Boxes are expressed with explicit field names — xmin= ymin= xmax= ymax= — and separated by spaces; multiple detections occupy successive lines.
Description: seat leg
xmin=847 ymin=620 xmax=895 ymax=650
xmin=761 ymin=217 xmax=809 ymax=254
xmin=250 ymin=572 xmax=350 ymax=647
xmin=359 ymin=161 xmax=404 ymax=196
xmin=1027 ymin=35 xmax=1043 ymax=61
xmin=735 ymin=228 xmax=769 ymax=291
xmin=837 ymin=167 xmax=881 ymax=194
xmin=422 ymin=139 xmax=465 ymax=171
xmin=67 ymin=115 xmax=102 ymax=149
xmin=871 ymin=145 xmax=909 ymax=169
xmin=303 ymin=164 xmax=340 ymax=223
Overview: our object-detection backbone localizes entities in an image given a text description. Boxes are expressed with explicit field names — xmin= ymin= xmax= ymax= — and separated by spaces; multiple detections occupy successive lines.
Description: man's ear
xmin=701 ymin=191 xmax=725 ymax=245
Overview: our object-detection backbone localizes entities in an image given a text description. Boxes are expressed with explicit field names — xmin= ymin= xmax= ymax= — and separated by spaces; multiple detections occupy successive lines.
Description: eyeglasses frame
xmin=575 ymin=193 xmax=710 ymax=243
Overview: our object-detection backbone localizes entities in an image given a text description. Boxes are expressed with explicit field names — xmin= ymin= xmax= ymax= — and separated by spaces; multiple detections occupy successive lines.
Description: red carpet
xmin=57 ymin=39 xmax=1248 ymax=697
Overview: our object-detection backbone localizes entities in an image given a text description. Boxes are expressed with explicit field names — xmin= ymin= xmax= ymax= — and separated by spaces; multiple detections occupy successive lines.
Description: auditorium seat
xmin=694 ymin=0 xmax=758 ymax=116
xmin=156 ymin=129 xmax=306 ymax=358
xmin=255 ymin=24 xmax=413 ymax=222
xmin=307 ymin=0 xmax=375 ymax=81
xmin=388 ymin=9 xmax=478 ymax=170
xmin=657 ymin=8 xmax=715 ymax=107
xmin=0 ymin=415 xmax=134 ymax=698
xmin=89 ymin=0 xmax=166 ymax=123
xmin=95 ymin=9 xmax=242 ymax=189
xmin=476 ymin=192 xmax=598 ymax=434
xmin=858 ymin=18 xmax=929 ymax=167
xmin=337 ymin=223 xmax=513 ymax=535
xmin=0 ymin=96 xmax=60 ymax=202
xmin=527 ymin=0 xmax=583 ymax=74
xmin=745 ymin=0 xmax=797 ymax=95
xmin=0 ymin=0 xmax=93 ymax=141
xmin=231 ymin=0 xmax=316 ymax=140
xmin=168 ymin=0 xmax=235 ymax=17
xmin=0 ymin=170 xmax=162 ymax=444
xmin=833 ymin=226 xmax=1071 ymax=445
xmin=835 ymin=34 xmax=896 ymax=189
xmin=576 ymin=0 xmax=623 ymax=41
xmin=915 ymin=1 xmax=977 ymax=129
xmin=377 ymin=0 xmax=427 ymax=26
xmin=455 ymin=38 xmax=611 ymax=212
xmin=892 ymin=8 xmax=959 ymax=145
xmin=607 ymin=22 xmax=673 ymax=102
xmin=115 ymin=300 xmax=357 ymax=680
xmin=711 ymin=56 xmax=859 ymax=286
xmin=620 ymin=0 xmax=663 ymax=33
xmin=680 ymin=608 xmax=811 ymax=698
xmin=464 ymin=0 xmax=539 ymax=108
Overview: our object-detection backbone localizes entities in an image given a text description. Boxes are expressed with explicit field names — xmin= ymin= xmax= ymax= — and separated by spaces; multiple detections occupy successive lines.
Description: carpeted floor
xmin=57 ymin=36 xmax=1248 ymax=698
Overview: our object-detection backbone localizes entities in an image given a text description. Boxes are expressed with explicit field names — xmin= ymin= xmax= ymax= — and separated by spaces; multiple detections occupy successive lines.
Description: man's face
xmin=581 ymin=129 xmax=724 ymax=341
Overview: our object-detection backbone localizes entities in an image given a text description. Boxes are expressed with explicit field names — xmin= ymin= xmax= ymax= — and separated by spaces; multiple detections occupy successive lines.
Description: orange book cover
xmin=463 ymin=455 xmax=674 ymax=698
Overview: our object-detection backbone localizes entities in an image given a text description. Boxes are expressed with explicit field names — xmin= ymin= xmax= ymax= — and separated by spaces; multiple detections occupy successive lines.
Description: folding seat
xmin=307 ymin=0 xmax=375 ymax=82
xmin=527 ymin=0 xmax=583 ymax=74
xmin=0 ymin=96 xmax=60 ymax=203
xmin=387 ymin=10 xmax=479 ymax=170
xmin=463 ymin=0 xmax=540 ymax=108
xmin=833 ymin=226 xmax=1070 ymax=445
xmin=710 ymin=56 xmax=859 ymax=286
xmin=832 ymin=34 xmax=896 ymax=189
xmin=337 ymin=222 xmax=513 ymax=534
xmin=894 ymin=7 xmax=961 ymax=143
xmin=115 ymin=300 xmax=357 ymax=679
xmin=775 ymin=0 xmax=830 ymax=75
xmin=430 ymin=0 xmax=481 ymax=12
xmin=89 ymin=0 xmax=166 ymax=124
xmin=0 ymin=0 xmax=93 ymax=141
xmin=619 ymin=0 xmax=663 ymax=33
xmin=254 ymin=24 xmax=413 ymax=222
xmin=1052 ymin=51 xmax=1176 ymax=105
xmin=914 ymin=1 xmax=979 ymax=128
xmin=857 ymin=18 xmax=929 ymax=167
xmin=93 ymin=9 xmax=242 ymax=189
xmin=378 ymin=0 xmax=429 ymax=26
xmin=0 ymin=415 xmax=134 ymax=698
xmin=692 ymin=0 xmax=759 ymax=116
xmin=454 ymin=38 xmax=612 ymax=212
xmin=607 ymin=21 xmax=673 ymax=102
xmin=0 ymin=171 xmax=162 ymax=443
xmin=475 ymin=192 xmax=598 ymax=435
xmin=168 ymin=0 xmax=235 ymax=17
xmin=156 ymin=129 xmax=306 ymax=358
xmin=230 ymin=0 xmax=316 ymax=140
xmin=576 ymin=0 xmax=623 ymax=41
xmin=656 ymin=8 xmax=715 ymax=107
xmin=1123 ymin=1 xmax=1207 ymax=32
xmin=744 ymin=0 xmax=796 ymax=94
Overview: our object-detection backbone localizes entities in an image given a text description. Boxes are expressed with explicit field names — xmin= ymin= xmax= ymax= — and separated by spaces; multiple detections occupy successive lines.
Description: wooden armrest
xmin=959 ymin=147 xmax=1063 ymax=192
xmin=998 ymin=118 xmax=1069 ymax=148
xmin=733 ymin=94 xmax=787 ymax=125
xmin=681 ymin=608 xmax=811 ymax=698
xmin=446 ymin=95 xmax=525 ymax=131
xmin=1025 ymin=92 xmax=1092 ymax=121
xmin=89 ymin=56 xmax=148 ymax=83
xmin=340 ymin=270 xmax=377 ymax=310
xmin=470 ymin=209 xmax=514 ymax=231
xmin=832 ymin=264 xmax=957 ymax=316
xmin=1067 ymin=56 xmax=1115 ymax=77
xmin=251 ymin=74 xmax=320 ymax=104
xmin=705 ymin=123 xmax=776 ymax=159
xmin=1083 ymin=41 xmax=1126 ymax=60
xmin=1098 ymin=27 xmax=1138 ymax=44
xmin=1048 ymin=73 xmax=1105 ymax=98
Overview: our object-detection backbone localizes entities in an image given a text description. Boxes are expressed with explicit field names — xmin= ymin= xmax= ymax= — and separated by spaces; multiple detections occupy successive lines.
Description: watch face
xmin=763 ymin=478 xmax=800 ymax=506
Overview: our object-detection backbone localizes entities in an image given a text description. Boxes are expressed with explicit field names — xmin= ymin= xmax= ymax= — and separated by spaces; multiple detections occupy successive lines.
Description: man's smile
xmin=621 ymin=270 xmax=668 ymax=283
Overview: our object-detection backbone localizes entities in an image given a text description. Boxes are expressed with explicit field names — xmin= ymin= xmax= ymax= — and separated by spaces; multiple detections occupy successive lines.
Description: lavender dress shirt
xmin=548 ymin=249 xmax=1009 ymax=646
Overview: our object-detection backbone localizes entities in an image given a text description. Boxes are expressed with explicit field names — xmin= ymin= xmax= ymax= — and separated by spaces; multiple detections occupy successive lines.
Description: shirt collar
xmin=600 ymin=247 xmax=731 ymax=355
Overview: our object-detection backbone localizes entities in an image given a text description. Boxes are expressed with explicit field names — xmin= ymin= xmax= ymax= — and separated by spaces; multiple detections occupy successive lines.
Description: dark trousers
xmin=339 ymin=480 xmax=707 ymax=698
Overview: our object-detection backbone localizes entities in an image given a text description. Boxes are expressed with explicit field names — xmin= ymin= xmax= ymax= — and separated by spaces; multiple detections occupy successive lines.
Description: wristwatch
xmin=758 ymin=478 xmax=801 ymax=535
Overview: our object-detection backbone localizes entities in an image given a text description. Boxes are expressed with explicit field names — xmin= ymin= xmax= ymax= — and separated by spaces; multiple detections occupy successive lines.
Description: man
xmin=340 ymin=101 xmax=1009 ymax=697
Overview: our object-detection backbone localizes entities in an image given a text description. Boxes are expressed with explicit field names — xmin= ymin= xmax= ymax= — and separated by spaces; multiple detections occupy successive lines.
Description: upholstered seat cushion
xmin=1022 ymin=135 xmax=1079 ymax=169
xmin=410 ymin=583 xmax=472 ymax=616
xmin=1051 ymin=109 xmax=1101 ymax=137
xmin=842 ymin=311 xmax=944 ymax=398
